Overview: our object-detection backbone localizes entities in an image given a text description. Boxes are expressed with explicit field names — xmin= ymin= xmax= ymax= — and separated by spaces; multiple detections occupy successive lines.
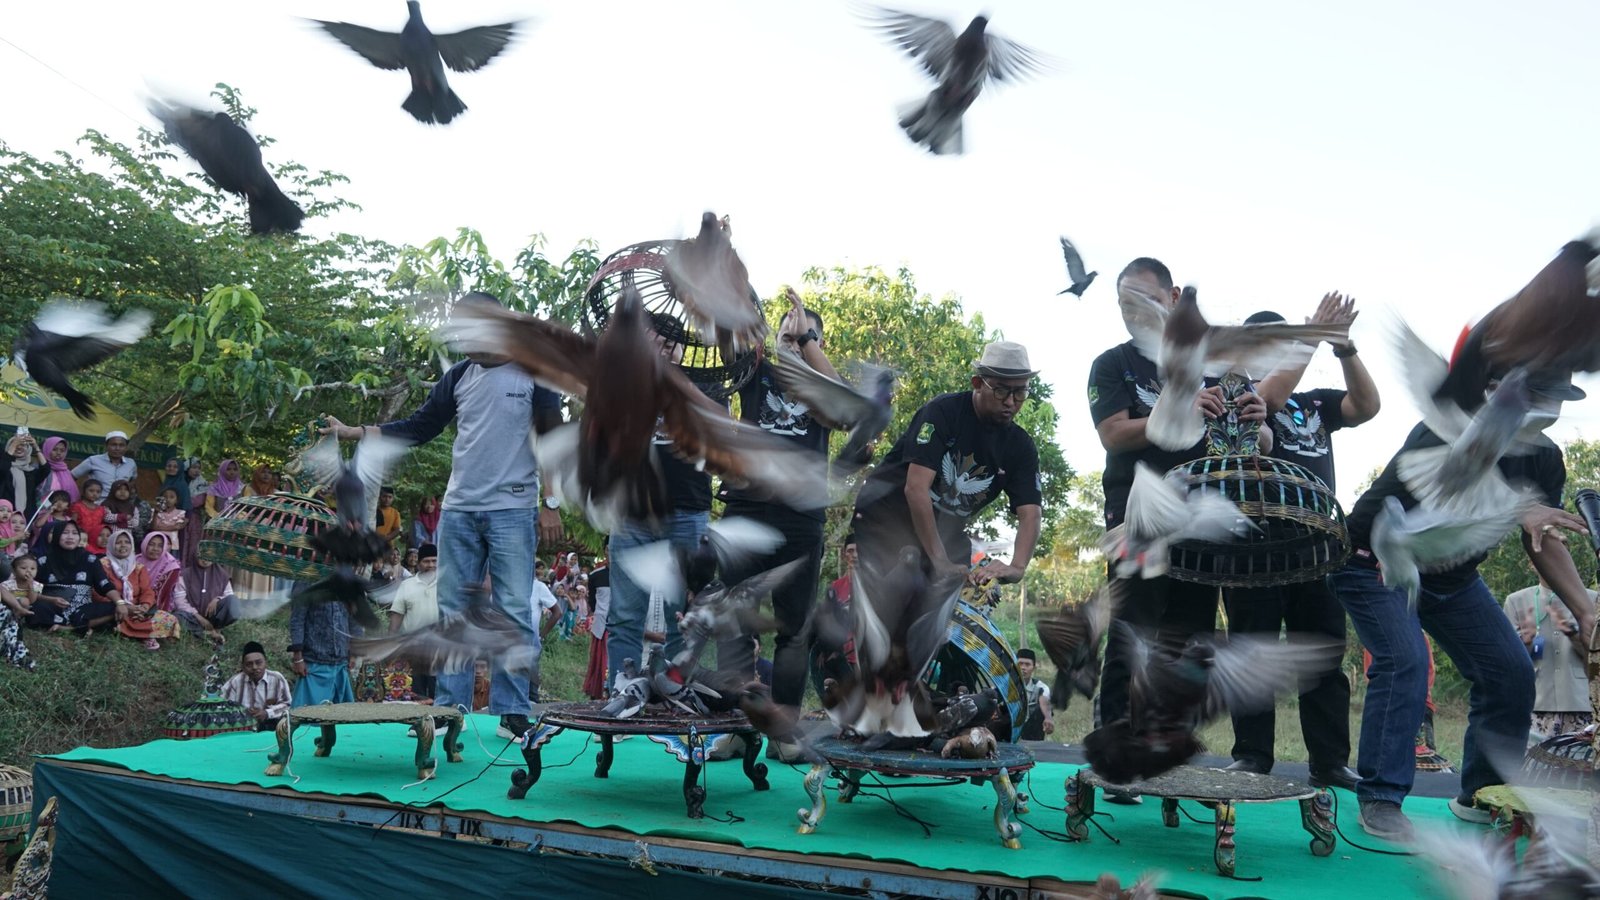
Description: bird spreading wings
xmin=14 ymin=300 xmax=153 ymax=419
xmin=865 ymin=6 xmax=1048 ymax=86
xmin=1057 ymin=236 xmax=1098 ymax=297
xmin=770 ymin=349 xmax=896 ymax=475
xmin=148 ymin=99 xmax=304 ymax=235
xmin=352 ymin=594 xmax=538 ymax=677
xmin=663 ymin=213 xmax=766 ymax=357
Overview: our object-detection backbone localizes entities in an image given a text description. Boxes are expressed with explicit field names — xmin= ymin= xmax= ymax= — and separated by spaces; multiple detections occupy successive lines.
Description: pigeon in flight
xmin=1034 ymin=583 xmax=1121 ymax=709
xmin=301 ymin=430 xmax=411 ymax=566
xmin=148 ymin=99 xmax=304 ymax=235
xmin=1057 ymin=236 xmax=1097 ymax=297
xmin=863 ymin=7 xmax=1048 ymax=155
xmin=311 ymin=1 xmax=521 ymax=125
xmin=664 ymin=213 xmax=766 ymax=358
xmin=354 ymin=590 xmax=540 ymax=679
xmin=1370 ymin=494 xmax=1531 ymax=610
xmin=769 ymin=349 xmax=895 ymax=476
xmin=1101 ymin=463 xmax=1256 ymax=579
xmin=14 ymin=300 xmax=152 ymax=419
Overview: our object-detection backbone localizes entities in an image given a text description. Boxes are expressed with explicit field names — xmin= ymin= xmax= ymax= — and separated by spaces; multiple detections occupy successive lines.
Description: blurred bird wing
xmin=435 ymin=21 xmax=521 ymax=72
xmin=984 ymin=33 xmax=1051 ymax=83
xmin=769 ymin=349 xmax=879 ymax=431
xmin=864 ymin=6 xmax=958 ymax=79
xmin=311 ymin=20 xmax=408 ymax=70
xmin=901 ymin=569 xmax=967 ymax=680
xmin=436 ymin=300 xmax=595 ymax=398
xmin=1201 ymin=323 xmax=1347 ymax=379
xmin=1175 ymin=490 xmax=1256 ymax=543
xmin=294 ymin=429 xmax=346 ymax=494
xmin=351 ymin=430 xmax=412 ymax=504
xmin=724 ymin=557 xmax=807 ymax=611
xmin=1123 ymin=464 xmax=1192 ymax=539
xmin=1203 ymin=634 xmax=1343 ymax=721
xmin=1035 ymin=608 xmax=1093 ymax=670
xmin=352 ymin=602 xmax=526 ymax=674
xmin=1059 ymin=236 xmax=1089 ymax=282
xmin=706 ymin=516 xmax=786 ymax=570
xmin=849 ymin=568 xmax=893 ymax=672
xmin=1118 ymin=285 xmax=1168 ymax=361
xmin=31 ymin=300 xmax=152 ymax=367
xmin=662 ymin=230 xmax=764 ymax=346
xmin=1410 ymin=829 xmax=1515 ymax=900
xmin=1390 ymin=317 xmax=1474 ymax=441
xmin=1399 ymin=501 xmax=1522 ymax=572
xmin=615 ymin=539 xmax=685 ymax=604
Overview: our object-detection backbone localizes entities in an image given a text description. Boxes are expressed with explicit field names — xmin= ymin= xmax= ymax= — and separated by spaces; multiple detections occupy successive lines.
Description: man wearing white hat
xmin=72 ymin=430 xmax=137 ymax=496
xmin=852 ymin=339 xmax=1044 ymax=588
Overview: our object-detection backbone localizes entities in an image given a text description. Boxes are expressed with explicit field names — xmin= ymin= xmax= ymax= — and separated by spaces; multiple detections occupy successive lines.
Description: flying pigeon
xmin=147 ymin=99 xmax=304 ymax=235
xmin=1370 ymin=494 xmax=1531 ymax=610
xmin=1101 ymin=463 xmax=1256 ymax=579
xmin=1433 ymin=231 xmax=1600 ymax=414
xmin=1034 ymin=583 xmax=1121 ymax=708
xmin=672 ymin=558 xmax=805 ymax=674
xmin=663 ymin=213 xmax=766 ymax=357
xmin=1083 ymin=627 xmax=1342 ymax=783
xmin=302 ymin=430 xmax=411 ymax=566
xmin=14 ymin=300 xmax=153 ymax=419
xmin=1395 ymin=367 xmax=1544 ymax=511
xmin=441 ymin=289 xmax=835 ymax=531
xmin=769 ymin=349 xmax=895 ymax=476
xmin=311 ymin=1 xmax=520 ymax=125
xmin=1126 ymin=285 xmax=1350 ymax=452
xmin=863 ymin=7 xmax=1048 ymax=155
xmin=1057 ymin=236 xmax=1097 ymax=297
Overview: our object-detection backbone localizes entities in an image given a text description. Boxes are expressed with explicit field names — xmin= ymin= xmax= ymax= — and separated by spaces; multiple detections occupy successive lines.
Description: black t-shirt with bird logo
xmin=1267 ymin=388 xmax=1347 ymax=491
xmin=854 ymin=391 xmax=1042 ymax=559
xmin=1087 ymin=341 xmax=1206 ymax=527
xmin=718 ymin=358 xmax=831 ymax=520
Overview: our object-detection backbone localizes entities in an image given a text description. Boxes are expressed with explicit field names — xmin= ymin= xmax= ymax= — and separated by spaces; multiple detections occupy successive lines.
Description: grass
xmin=0 ymin=597 xmax=1470 ymax=773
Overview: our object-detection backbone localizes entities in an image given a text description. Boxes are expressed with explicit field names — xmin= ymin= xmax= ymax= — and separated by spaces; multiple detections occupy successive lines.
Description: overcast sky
xmin=6 ymin=1 xmax=1600 ymax=506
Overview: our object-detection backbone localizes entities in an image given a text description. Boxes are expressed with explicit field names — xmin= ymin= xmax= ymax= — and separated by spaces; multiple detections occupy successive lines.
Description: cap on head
xmin=974 ymin=341 xmax=1040 ymax=379
xmin=1244 ymin=310 xmax=1285 ymax=325
xmin=105 ymin=430 xmax=128 ymax=442
xmin=418 ymin=543 xmax=438 ymax=560
xmin=240 ymin=640 xmax=266 ymax=659
xmin=1525 ymin=369 xmax=1587 ymax=402
xmin=1016 ymin=648 xmax=1037 ymax=663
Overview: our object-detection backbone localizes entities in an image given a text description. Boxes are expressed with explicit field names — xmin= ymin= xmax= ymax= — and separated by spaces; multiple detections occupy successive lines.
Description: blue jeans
xmin=434 ymin=508 xmax=540 ymax=716
xmin=605 ymin=511 xmax=710 ymax=690
xmin=1327 ymin=563 xmax=1533 ymax=805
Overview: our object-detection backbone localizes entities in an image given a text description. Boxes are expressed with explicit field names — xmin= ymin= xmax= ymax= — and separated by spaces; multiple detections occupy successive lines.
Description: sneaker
xmin=497 ymin=714 xmax=533 ymax=740
xmin=1104 ymin=788 xmax=1143 ymax=806
xmin=1449 ymin=795 xmax=1492 ymax=825
xmin=1358 ymin=799 xmax=1414 ymax=841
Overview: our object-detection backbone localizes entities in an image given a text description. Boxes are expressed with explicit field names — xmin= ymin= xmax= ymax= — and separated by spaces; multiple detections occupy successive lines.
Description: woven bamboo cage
xmin=163 ymin=643 xmax=257 ymax=740
xmin=1165 ymin=373 xmax=1349 ymax=588
xmin=1519 ymin=732 xmax=1596 ymax=790
xmin=933 ymin=601 xmax=1025 ymax=744
xmin=583 ymin=238 xmax=760 ymax=402
xmin=0 ymin=763 xmax=31 ymax=843
xmin=199 ymin=492 xmax=338 ymax=581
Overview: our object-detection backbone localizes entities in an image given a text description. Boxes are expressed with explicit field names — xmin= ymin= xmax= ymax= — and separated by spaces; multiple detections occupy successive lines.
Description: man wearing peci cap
xmin=72 ymin=430 xmax=137 ymax=496
xmin=852 ymin=340 xmax=1044 ymax=590
xmin=1330 ymin=366 xmax=1597 ymax=840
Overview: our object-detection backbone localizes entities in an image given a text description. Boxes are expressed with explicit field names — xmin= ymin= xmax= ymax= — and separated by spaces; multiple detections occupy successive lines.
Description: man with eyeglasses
xmin=1221 ymin=295 xmax=1377 ymax=792
xmin=851 ymin=340 xmax=1043 ymax=595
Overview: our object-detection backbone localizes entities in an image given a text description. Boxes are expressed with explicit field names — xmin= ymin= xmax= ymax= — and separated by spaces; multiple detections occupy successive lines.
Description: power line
xmin=0 ymin=32 xmax=146 ymax=130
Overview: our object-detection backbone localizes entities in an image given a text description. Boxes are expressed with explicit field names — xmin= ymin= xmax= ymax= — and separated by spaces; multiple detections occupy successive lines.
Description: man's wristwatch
xmin=1333 ymin=343 xmax=1359 ymax=358
xmin=543 ymin=495 xmax=560 ymax=511
xmin=796 ymin=328 xmax=819 ymax=348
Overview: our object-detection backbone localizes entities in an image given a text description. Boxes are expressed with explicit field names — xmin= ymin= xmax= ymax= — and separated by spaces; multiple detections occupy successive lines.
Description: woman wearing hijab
xmin=0 ymin=501 xmax=26 ymax=559
xmin=248 ymin=464 xmax=278 ymax=500
xmin=160 ymin=457 xmax=191 ymax=513
xmin=411 ymin=495 xmax=441 ymax=549
xmin=5 ymin=432 xmax=44 ymax=521
xmin=181 ymin=553 xmax=237 ymax=632
xmin=34 ymin=520 xmax=122 ymax=634
xmin=104 ymin=528 xmax=180 ymax=650
xmin=102 ymin=479 xmax=142 ymax=538
xmin=39 ymin=437 xmax=78 ymax=505
xmin=132 ymin=531 xmax=218 ymax=640
xmin=204 ymin=460 xmax=243 ymax=518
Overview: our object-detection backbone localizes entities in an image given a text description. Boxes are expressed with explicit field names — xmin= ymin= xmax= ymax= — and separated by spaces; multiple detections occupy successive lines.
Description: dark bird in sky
xmin=310 ymin=1 xmax=520 ymax=125
xmin=442 ymin=290 xmax=834 ymax=531
xmin=770 ymin=349 xmax=895 ymax=476
xmin=147 ymin=99 xmax=304 ymax=235
xmin=1057 ymin=236 xmax=1097 ymax=297
xmin=1433 ymin=231 xmax=1600 ymax=413
xmin=1034 ymin=583 xmax=1120 ymax=709
xmin=1083 ymin=628 xmax=1341 ymax=783
xmin=864 ymin=7 xmax=1049 ymax=155
xmin=14 ymin=300 xmax=152 ymax=419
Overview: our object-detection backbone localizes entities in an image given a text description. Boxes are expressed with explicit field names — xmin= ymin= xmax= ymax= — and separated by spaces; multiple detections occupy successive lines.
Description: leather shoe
xmin=1224 ymin=759 xmax=1269 ymax=775
xmin=1309 ymin=765 xmax=1360 ymax=791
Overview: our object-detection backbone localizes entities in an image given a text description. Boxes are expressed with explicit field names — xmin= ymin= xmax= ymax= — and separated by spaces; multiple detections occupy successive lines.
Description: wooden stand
xmin=264 ymin=703 xmax=464 ymax=781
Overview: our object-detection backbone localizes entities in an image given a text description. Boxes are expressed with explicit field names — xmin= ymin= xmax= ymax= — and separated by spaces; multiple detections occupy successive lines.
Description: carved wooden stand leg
xmin=1161 ymin=798 xmax=1181 ymax=828
xmin=413 ymin=715 xmax=437 ymax=781
xmin=682 ymin=732 xmax=706 ymax=819
xmin=837 ymin=769 xmax=865 ymax=803
xmin=508 ymin=739 xmax=543 ymax=799
xmin=1064 ymin=771 xmax=1096 ymax=841
xmin=1301 ymin=789 xmax=1335 ymax=857
xmin=741 ymin=732 xmax=770 ymax=791
xmin=595 ymin=733 xmax=615 ymax=779
xmin=265 ymin=717 xmax=293 ymax=776
xmin=314 ymin=724 xmax=337 ymax=758
xmin=1213 ymin=801 xmax=1237 ymax=877
xmin=991 ymin=767 xmax=1025 ymax=849
xmin=442 ymin=716 xmax=464 ymax=763
xmin=796 ymin=763 xmax=828 ymax=834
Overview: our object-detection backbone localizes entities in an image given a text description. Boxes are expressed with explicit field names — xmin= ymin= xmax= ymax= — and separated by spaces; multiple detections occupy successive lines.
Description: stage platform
xmin=28 ymin=713 xmax=1473 ymax=899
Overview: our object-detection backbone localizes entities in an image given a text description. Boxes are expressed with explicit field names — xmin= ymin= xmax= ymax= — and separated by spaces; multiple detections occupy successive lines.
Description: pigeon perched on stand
xmin=601 ymin=657 xmax=651 ymax=719
xmin=770 ymin=349 xmax=896 ymax=477
xmin=863 ymin=7 xmax=1049 ymax=155
xmin=311 ymin=1 xmax=521 ymax=125
xmin=940 ymin=726 xmax=998 ymax=759
xmin=13 ymin=300 xmax=152 ymax=419
xmin=148 ymin=99 xmax=305 ymax=234
xmin=1057 ymin=236 xmax=1098 ymax=297
xmin=673 ymin=558 xmax=805 ymax=674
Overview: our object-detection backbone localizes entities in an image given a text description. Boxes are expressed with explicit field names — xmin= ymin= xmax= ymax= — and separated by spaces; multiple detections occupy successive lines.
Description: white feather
xmin=34 ymin=300 xmax=152 ymax=345
xmin=1390 ymin=318 xmax=1473 ymax=442
xmin=1143 ymin=378 xmax=1205 ymax=451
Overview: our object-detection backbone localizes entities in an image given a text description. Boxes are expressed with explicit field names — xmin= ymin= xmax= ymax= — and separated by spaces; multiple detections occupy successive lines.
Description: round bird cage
xmin=0 ymin=763 xmax=31 ymax=844
xmin=583 ymin=239 xmax=760 ymax=402
xmin=1518 ymin=732 xmax=1596 ymax=790
xmin=1166 ymin=453 xmax=1349 ymax=588
xmin=932 ymin=600 xmax=1026 ymax=743
xmin=199 ymin=492 xmax=339 ymax=582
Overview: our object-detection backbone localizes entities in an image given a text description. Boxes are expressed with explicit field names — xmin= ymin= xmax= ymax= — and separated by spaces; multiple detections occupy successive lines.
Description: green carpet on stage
xmin=45 ymin=713 xmax=1471 ymax=899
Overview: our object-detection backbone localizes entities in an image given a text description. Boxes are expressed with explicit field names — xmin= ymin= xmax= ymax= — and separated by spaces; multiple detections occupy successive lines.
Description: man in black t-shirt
xmin=853 ymin=341 xmax=1044 ymax=588
xmin=1328 ymin=371 xmax=1596 ymax=841
xmin=715 ymin=288 xmax=837 ymax=761
xmin=1085 ymin=258 xmax=1275 ymax=783
xmin=1221 ymin=298 xmax=1378 ymax=790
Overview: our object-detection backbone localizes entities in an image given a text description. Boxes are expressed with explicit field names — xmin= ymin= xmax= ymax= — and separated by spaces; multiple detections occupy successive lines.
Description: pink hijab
xmin=139 ymin=531 xmax=182 ymax=587
xmin=0 ymin=500 xmax=13 ymax=540
xmin=209 ymin=459 xmax=243 ymax=502
xmin=41 ymin=437 xmax=79 ymax=502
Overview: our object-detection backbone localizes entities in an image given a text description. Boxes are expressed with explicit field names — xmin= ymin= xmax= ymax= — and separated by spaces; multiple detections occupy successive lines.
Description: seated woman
xmin=68 ymin=479 xmax=109 ymax=556
xmin=102 ymin=528 xmax=182 ymax=651
xmin=29 ymin=491 xmax=72 ymax=558
xmin=148 ymin=488 xmax=187 ymax=555
xmin=35 ymin=521 xmax=123 ymax=634
xmin=101 ymin=480 xmax=143 ymax=541
xmin=0 ymin=501 xmax=27 ymax=560
xmin=180 ymin=551 xmax=238 ymax=633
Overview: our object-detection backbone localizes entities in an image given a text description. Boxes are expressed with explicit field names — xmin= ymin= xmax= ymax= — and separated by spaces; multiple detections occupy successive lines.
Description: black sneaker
xmin=1449 ymin=795 xmax=1491 ymax=825
xmin=497 ymin=714 xmax=533 ymax=740
xmin=1358 ymin=799 xmax=1414 ymax=841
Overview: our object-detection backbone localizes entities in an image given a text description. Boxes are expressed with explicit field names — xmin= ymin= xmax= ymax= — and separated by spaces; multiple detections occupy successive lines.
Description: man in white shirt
xmin=388 ymin=544 xmax=440 ymax=698
xmin=221 ymin=641 xmax=292 ymax=732
xmin=529 ymin=576 xmax=559 ymax=703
